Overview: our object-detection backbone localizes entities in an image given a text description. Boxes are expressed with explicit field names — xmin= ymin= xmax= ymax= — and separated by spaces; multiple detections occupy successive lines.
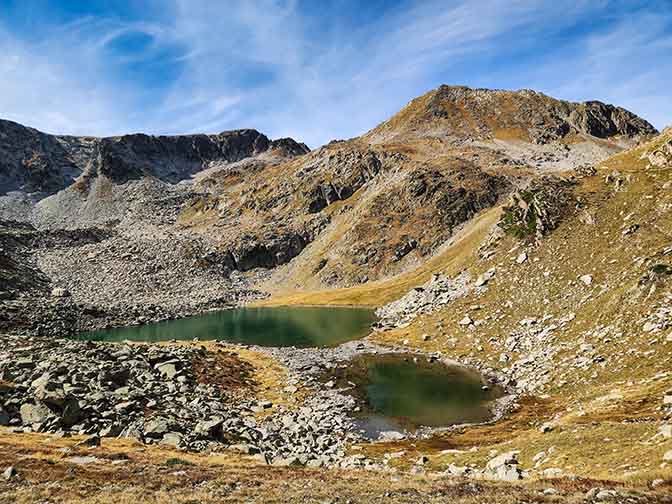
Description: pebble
xmin=2 ymin=466 xmax=17 ymax=481
xmin=579 ymin=274 xmax=593 ymax=286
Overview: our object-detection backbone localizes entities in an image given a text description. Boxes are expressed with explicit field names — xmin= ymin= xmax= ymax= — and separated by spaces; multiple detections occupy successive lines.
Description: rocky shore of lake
xmin=0 ymin=334 xmax=369 ymax=468
xmin=0 ymin=218 xmax=271 ymax=337
xmin=0 ymin=330 xmax=521 ymax=473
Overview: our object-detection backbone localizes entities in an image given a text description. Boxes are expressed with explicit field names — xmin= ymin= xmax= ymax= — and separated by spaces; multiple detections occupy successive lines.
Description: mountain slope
xmin=256 ymin=126 xmax=672 ymax=486
xmin=0 ymin=124 xmax=309 ymax=332
xmin=203 ymin=86 xmax=655 ymax=294
xmin=0 ymin=121 xmax=308 ymax=226
xmin=0 ymin=85 xmax=658 ymax=334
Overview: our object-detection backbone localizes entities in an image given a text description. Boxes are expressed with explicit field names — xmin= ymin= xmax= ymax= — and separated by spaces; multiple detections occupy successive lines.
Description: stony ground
xmin=0 ymin=218 xmax=268 ymax=336
xmin=249 ymin=131 xmax=672 ymax=495
xmin=0 ymin=336 xmax=670 ymax=503
xmin=2 ymin=434 xmax=671 ymax=504
xmin=0 ymin=336 xmax=380 ymax=470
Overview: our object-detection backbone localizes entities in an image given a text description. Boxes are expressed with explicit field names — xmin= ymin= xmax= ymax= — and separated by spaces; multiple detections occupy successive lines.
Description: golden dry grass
xmin=155 ymin=340 xmax=307 ymax=416
xmin=1 ymin=428 xmax=669 ymax=503
xmin=252 ymin=205 xmax=502 ymax=307
xmin=244 ymin=132 xmax=672 ymax=488
xmin=358 ymin=133 xmax=672 ymax=482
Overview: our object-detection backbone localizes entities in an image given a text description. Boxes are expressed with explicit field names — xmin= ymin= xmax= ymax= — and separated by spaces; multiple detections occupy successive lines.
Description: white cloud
xmin=527 ymin=11 xmax=672 ymax=130
xmin=0 ymin=18 xmax=158 ymax=135
xmin=0 ymin=1 xmax=669 ymax=146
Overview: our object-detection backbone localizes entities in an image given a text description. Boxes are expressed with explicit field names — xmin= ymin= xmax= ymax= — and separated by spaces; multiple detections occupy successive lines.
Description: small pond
xmin=328 ymin=354 xmax=503 ymax=437
xmin=73 ymin=306 xmax=376 ymax=348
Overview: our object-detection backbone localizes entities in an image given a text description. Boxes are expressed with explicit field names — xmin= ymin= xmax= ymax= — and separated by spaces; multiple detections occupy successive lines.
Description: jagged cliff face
xmin=195 ymin=141 xmax=511 ymax=286
xmin=0 ymin=121 xmax=308 ymax=196
xmin=91 ymin=130 xmax=308 ymax=184
xmin=0 ymin=121 xmax=308 ymax=225
xmin=0 ymin=86 xmax=658 ymax=326
xmin=0 ymin=120 xmax=93 ymax=196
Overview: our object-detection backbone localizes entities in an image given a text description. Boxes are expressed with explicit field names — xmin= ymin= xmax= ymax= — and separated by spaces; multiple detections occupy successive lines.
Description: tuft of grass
xmin=165 ymin=457 xmax=195 ymax=467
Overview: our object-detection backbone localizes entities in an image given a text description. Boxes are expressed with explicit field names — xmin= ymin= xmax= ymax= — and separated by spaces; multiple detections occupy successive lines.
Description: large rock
xmin=485 ymin=451 xmax=524 ymax=481
xmin=61 ymin=399 xmax=83 ymax=427
xmin=51 ymin=287 xmax=70 ymax=298
xmin=195 ymin=418 xmax=224 ymax=439
xmin=155 ymin=361 xmax=180 ymax=380
xmin=161 ymin=432 xmax=184 ymax=448
xmin=20 ymin=402 xmax=52 ymax=425
xmin=647 ymin=138 xmax=672 ymax=167
xmin=31 ymin=373 xmax=66 ymax=407
xmin=144 ymin=417 xmax=171 ymax=438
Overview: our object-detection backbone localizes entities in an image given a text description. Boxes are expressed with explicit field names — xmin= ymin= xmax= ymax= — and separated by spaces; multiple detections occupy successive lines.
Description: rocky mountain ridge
xmin=0 ymin=119 xmax=308 ymax=195
xmin=0 ymin=85 xmax=658 ymax=335
xmin=366 ymin=85 xmax=656 ymax=145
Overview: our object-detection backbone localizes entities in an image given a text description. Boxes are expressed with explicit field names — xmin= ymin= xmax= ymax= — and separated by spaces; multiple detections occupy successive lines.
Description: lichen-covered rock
xmin=647 ymin=139 xmax=672 ymax=167
xmin=498 ymin=177 xmax=575 ymax=241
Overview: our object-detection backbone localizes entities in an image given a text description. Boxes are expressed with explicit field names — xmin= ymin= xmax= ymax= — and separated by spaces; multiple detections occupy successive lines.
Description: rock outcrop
xmin=92 ymin=129 xmax=306 ymax=184
xmin=498 ymin=176 xmax=576 ymax=241
xmin=0 ymin=119 xmax=93 ymax=197
xmin=0 ymin=121 xmax=308 ymax=198
xmin=646 ymin=137 xmax=672 ymax=167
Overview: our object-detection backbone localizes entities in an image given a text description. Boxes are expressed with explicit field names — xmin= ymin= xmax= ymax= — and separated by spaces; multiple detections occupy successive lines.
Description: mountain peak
xmin=365 ymin=85 xmax=657 ymax=145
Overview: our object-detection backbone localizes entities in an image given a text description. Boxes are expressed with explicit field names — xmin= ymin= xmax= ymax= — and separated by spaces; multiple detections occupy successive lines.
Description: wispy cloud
xmin=530 ymin=10 xmax=672 ymax=130
xmin=0 ymin=1 xmax=669 ymax=146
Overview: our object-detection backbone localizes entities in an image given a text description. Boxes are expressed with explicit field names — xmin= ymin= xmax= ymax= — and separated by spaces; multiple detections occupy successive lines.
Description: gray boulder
xmin=155 ymin=361 xmax=180 ymax=380
xmin=20 ymin=402 xmax=52 ymax=425
xmin=195 ymin=418 xmax=224 ymax=439
xmin=144 ymin=417 xmax=171 ymax=438
xmin=31 ymin=373 xmax=66 ymax=407
xmin=161 ymin=432 xmax=184 ymax=448
xmin=485 ymin=451 xmax=524 ymax=481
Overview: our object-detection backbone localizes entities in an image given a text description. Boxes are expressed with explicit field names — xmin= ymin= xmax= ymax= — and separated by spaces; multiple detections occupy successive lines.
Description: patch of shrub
xmin=650 ymin=264 xmax=672 ymax=276
xmin=165 ymin=457 xmax=195 ymax=467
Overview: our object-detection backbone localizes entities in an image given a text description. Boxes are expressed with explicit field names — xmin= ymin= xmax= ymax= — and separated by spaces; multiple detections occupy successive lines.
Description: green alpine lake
xmin=329 ymin=354 xmax=503 ymax=435
xmin=73 ymin=306 xmax=376 ymax=348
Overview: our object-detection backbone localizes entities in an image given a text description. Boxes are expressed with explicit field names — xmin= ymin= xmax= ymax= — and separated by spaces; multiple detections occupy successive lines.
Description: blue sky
xmin=0 ymin=0 xmax=670 ymax=147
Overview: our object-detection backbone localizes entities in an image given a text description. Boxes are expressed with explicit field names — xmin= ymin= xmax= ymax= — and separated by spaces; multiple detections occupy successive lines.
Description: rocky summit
xmin=2 ymin=85 xmax=672 ymax=503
